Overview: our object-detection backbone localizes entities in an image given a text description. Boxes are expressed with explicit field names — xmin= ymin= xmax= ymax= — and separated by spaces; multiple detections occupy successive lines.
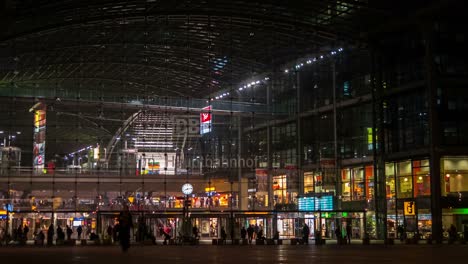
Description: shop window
xmin=442 ymin=157 xmax=468 ymax=195
xmin=304 ymin=172 xmax=314 ymax=194
xmin=273 ymin=175 xmax=287 ymax=204
xmin=365 ymin=166 xmax=374 ymax=200
xmin=412 ymin=159 xmax=431 ymax=197
xmin=397 ymin=161 xmax=412 ymax=198
xmin=341 ymin=169 xmax=351 ymax=201
xmin=385 ymin=163 xmax=396 ymax=198
xmin=353 ymin=168 xmax=365 ymax=200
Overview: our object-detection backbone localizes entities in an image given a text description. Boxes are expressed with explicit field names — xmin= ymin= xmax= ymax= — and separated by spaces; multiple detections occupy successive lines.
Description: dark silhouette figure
xmin=106 ymin=225 xmax=113 ymax=239
xmin=36 ymin=230 xmax=45 ymax=245
xmin=302 ymin=224 xmax=310 ymax=245
xmin=397 ymin=225 xmax=405 ymax=241
xmin=66 ymin=225 xmax=73 ymax=240
xmin=113 ymin=223 xmax=120 ymax=242
xmin=335 ymin=227 xmax=342 ymax=245
xmin=240 ymin=226 xmax=247 ymax=240
xmin=346 ymin=224 xmax=352 ymax=244
xmin=16 ymin=225 xmax=23 ymax=244
xmin=77 ymin=225 xmax=83 ymax=240
xmin=23 ymin=225 xmax=29 ymax=242
xmin=192 ymin=226 xmax=199 ymax=239
xmin=56 ymin=225 xmax=65 ymax=243
xmin=449 ymin=224 xmax=457 ymax=244
xmin=247 ymin=225 xmax=254 ymax=244
xmin=118 ymin=206 xmax=133 ymax=252
xmin=47 ymin=224 xmax=54 ymax=246
xmin=273 ymin=231 xmax=280 ymax=240
xmin=220 ymin=227 xmax=227 ymax=244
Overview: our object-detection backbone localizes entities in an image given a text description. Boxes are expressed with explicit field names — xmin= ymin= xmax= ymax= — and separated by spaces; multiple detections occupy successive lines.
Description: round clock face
xmin=182 ymin=183 xmax=193 ymax=195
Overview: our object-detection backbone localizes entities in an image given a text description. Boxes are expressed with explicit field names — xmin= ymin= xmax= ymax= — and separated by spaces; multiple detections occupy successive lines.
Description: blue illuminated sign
xmin=3 ymin=204 xmax=13 ymax=211
xmin=298 ymin=196 xmax=334 ymax=211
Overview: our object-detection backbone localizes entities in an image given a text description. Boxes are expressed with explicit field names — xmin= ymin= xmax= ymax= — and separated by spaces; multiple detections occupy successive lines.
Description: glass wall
xmin=386 ymin=158 xmax=431 ymax=239
xmin=441 ymin=156 xmax=468 ymax=196
xmin=341 ymin=165 xmax=373 ymax=202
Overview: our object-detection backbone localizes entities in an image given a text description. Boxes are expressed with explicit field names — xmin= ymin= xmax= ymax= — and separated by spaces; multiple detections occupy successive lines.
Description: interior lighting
xmin=256 ymin=81 xmax=260 ymax=84
xmin=284 ymin=69 xmax=289 ymax=73
xmin=404 ymin=178 xmax=408 ymax=181
xmin=446 ymin=174 xmax=450 ymax=178
xmin=306 ymin=60 xmax=312 ymax=64
xmin=320 ymin=55 xmax=323 ymax=59
xmin=239 ymin=87 xmax=243 ymax=91
xmin=215 ymin=96 xmax=219 ymax=99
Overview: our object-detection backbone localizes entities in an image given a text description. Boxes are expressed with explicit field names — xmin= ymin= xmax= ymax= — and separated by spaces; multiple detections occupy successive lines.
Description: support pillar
xmin=423 ymin=21 xmax=443 ymax=244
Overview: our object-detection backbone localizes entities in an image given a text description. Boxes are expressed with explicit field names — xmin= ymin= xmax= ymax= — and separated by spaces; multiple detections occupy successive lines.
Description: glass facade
xmin=0 ymin=3 xmax=466 ymax=243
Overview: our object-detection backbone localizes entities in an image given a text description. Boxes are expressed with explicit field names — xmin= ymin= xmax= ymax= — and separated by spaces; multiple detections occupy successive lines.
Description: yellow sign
xmin=205 ymin=187 xmax=215 ymax=192
xmin=0 ymin=210 xmax=7 ymax=215
xmin=404 ymin=201 xmax=416 ymax=216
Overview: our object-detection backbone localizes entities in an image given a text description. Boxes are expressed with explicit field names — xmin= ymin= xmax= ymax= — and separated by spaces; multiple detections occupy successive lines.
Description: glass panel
xmin=304 ymin=172 xmax=314 ymax=194
xmin=341 ymin=169 xmax=351 ymax=201
xmin=353 ymin=167 xmax=364 ymax=200
xmin=385 ymin=163 xmax=396 ymax=198
xmin=397 ymin=161 xmax=412 ymax=198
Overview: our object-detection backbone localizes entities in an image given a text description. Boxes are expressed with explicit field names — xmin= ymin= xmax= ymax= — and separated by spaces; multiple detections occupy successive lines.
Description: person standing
xmin=16 ymin=225 xmax=23 ymax=244
xmin=47 ymin=224 xmax=54 ymax=246
xmin=192 ymin=225 xmax=199 ymax=239
xmin=118 ymin=205 xmax=133 ymax=252
xmin=247 ymin=224 xmax=254 ymax=244
xmin=302 ymin=223 xmax=310 ymax=245
xmin=346 ymin=224 xmax=352 ymax=244
xmin=254 ymin=224 xmax=259 ymax=239
xmin=335 ymin=227 xmax=342 ymax=245
xmin=23 ymin=225 xmax=29 ymax=242
xmin=77 ymin=225 xmax=83 ymax=240
xmin=240 ymin=226 xmax=247 ymax=240
xmin=220 ymin=226 xmax=227 ymax=244
xmin=66 ymin=225 xmax=73 ymax=240
xmin=106 ymin=225 xmax=113 ymax=240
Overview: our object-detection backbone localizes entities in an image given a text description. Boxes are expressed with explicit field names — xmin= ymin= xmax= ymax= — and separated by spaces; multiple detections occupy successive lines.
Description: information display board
xmin=298 ymin=195 xmax=334 ymax=211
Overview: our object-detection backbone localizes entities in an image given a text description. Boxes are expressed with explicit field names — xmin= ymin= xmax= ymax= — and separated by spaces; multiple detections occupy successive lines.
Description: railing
xmin=0 ymin=85 xmax=287 ymax=115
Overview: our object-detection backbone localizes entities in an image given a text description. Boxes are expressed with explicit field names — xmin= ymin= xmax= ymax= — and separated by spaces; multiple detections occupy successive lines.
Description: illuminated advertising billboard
xmin=200 ymin=105 xmax=212 ymax=135
xmin=136 ymin=152 xmax=176 ymax=175
xmin=33 ymin=108 xmax=46 ymax=170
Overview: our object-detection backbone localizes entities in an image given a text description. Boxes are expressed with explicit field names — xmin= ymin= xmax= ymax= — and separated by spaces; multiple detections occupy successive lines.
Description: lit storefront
xmin=441 ymin=156 xmax=468 ymax=236
xmin=385 ymin=159 xmax=432 ymax=239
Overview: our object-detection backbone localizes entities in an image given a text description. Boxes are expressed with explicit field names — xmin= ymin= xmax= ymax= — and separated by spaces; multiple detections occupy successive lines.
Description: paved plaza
xmin=1 ymin=245 xmax=467 ymax=264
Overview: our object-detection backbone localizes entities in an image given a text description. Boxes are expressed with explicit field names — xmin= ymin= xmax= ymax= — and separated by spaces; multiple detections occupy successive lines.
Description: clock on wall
xmin=181 ymin=183 xmax=194 ymax=195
